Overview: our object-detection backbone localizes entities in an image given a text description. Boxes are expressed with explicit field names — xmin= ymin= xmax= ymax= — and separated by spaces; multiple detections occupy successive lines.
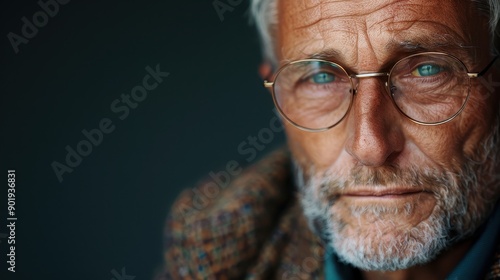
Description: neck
xmin=361 ymin=238 xmax=474 ymax=280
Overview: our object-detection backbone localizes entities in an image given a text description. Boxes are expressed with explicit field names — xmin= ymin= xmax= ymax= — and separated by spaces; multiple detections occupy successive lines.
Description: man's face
xmin=275 ymin=0 xmax=500 ymax=270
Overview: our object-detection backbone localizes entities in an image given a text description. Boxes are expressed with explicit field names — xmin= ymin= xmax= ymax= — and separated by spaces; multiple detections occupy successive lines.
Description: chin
xmin=327 ymin=200 xmax=449 ymax=271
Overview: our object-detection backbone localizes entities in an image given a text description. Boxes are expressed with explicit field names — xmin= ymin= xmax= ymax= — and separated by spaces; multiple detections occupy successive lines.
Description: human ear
xmin=259 ymin=62 xmax=273 ymax=81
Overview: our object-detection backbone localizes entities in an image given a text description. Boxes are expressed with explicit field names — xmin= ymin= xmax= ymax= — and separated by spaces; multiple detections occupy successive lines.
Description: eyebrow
xmin=387 ymin=36 xmax=474 ymax=54
xmin=305 ymin=36 xmax=475 ymax=66
xmin=309 ymin=49 xmax=343 ymax=61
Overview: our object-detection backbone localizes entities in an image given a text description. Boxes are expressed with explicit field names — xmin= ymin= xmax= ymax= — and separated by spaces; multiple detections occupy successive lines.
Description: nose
xmin=345 ymin=78 xmax=405 ymax=166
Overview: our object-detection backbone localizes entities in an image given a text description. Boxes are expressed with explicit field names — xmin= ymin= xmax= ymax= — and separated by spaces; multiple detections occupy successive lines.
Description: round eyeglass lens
xmin=272 ymin=60 xmax=354 ymax=130
xmin=389 ymin=53 xmax=471 ymax=124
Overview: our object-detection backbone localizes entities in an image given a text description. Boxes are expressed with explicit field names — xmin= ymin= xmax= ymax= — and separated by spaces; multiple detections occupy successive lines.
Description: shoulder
xmin=161 ymin=148 xmax=300 ymax=279
xmin=486 ymin=242 xmax=500 ymax=279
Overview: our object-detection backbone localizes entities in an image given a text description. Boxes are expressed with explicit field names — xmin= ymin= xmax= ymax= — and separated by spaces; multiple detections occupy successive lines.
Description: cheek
xmin=456 ymin=84 xmax=499 ymax=157
xmin=285 ymin=122 xmax=348 ymax=171
xmin=406 ymin=125 xmax=461 ymax=162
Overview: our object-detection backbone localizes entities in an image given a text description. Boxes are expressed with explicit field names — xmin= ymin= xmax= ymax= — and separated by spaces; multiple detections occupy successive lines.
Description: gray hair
xmin=250 ymin=0 xmax=500 ymax=66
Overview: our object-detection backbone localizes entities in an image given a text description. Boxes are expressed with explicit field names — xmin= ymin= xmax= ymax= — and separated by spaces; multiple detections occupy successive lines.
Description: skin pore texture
xmin=270 ymin=0 xmax=500 ymax=279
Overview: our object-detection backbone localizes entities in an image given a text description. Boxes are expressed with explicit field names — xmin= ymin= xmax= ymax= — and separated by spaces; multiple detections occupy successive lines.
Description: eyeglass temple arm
xmin=264 ymin=81 xmax=273 ymax=88
xmin=468 ymin=55 xmax=499 ymax=78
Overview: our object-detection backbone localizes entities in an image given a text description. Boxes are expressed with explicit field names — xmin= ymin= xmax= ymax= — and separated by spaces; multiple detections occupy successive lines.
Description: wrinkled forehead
xmin=277 ymin=0 xmax=485 ymax=66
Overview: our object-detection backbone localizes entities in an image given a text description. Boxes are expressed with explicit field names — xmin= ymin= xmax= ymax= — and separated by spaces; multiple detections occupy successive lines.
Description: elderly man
xmin=161 ymin=0 xmax=500 ymax=279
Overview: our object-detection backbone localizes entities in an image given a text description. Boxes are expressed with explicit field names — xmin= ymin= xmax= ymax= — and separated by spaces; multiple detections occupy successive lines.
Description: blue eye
xmin=311 ymin=72 xmax=335 ymax=84
xmin=411 ymin=64 xmax=443 ymax=77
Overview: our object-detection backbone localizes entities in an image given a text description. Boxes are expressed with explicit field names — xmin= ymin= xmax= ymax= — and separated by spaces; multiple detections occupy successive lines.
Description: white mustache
xmin=310 ymin=165 xmax=449 ymax=202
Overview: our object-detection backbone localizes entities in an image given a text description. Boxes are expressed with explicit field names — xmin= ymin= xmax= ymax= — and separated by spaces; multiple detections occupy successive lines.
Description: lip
xmin=341 ymin=188 xmax=430 ymax=197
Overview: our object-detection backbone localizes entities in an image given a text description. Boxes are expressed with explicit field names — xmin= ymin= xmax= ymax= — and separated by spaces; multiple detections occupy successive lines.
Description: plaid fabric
xmin=487 ymin=244 xmax=500 ymax=279
xmin=159 ymin=148 xmax=500 ymax=280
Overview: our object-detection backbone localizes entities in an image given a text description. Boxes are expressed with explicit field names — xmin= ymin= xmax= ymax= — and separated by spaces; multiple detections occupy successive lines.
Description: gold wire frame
xmin=264 ymin=52 xmax=497 ymax=132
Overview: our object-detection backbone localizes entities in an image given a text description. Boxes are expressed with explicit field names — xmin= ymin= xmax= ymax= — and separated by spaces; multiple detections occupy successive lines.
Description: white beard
xmin=295 ymin=125 xmax=500 ymax=271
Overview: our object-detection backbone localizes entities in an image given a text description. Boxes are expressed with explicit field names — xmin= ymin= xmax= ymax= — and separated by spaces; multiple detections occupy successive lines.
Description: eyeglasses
xmin=264 ymin=52 xmax=497 ymax=132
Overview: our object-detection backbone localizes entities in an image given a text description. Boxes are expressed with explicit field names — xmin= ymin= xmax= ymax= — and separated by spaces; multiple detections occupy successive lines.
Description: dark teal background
xmin=0 ymin=0 xmax=285 ymax=279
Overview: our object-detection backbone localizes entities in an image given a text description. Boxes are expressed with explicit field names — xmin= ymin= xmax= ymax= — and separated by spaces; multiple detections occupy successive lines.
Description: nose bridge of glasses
xmin=352 ymin=72 xmax=389 ymax=78
xmin=350 ymin=72 xmax=389 ymax=92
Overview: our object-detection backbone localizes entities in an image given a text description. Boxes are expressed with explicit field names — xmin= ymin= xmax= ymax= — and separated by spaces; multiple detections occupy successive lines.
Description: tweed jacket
xmin=159 ymin=149 xmax=500 ymax=279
